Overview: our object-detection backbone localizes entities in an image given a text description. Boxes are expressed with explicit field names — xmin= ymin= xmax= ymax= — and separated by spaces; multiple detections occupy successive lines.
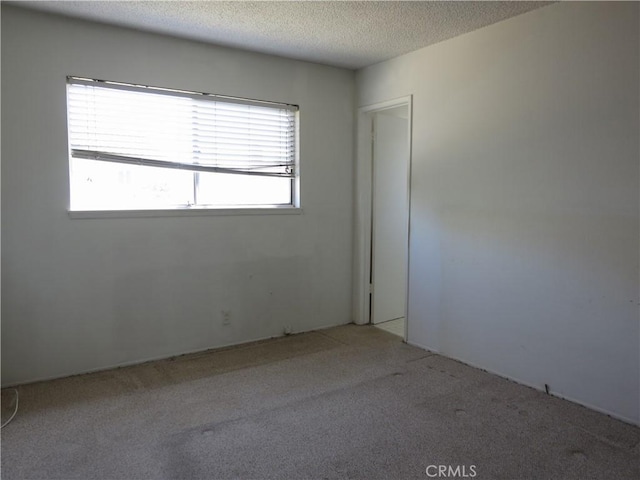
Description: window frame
xmin=66 ymin=76 xmax=301 ymax=217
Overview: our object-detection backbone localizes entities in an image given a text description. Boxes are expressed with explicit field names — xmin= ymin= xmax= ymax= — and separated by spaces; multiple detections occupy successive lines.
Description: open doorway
xmin=354 ymin=97 xmax=412 ymax=341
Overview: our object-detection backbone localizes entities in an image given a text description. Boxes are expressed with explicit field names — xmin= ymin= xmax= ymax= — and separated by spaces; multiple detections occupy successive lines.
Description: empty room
xmin=1 ymin=1 xmax=638 ymax=479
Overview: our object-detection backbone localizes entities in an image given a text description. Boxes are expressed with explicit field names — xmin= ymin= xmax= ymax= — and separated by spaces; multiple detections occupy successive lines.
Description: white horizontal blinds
xmin=67 ymin=79 xmax=297 ymax=178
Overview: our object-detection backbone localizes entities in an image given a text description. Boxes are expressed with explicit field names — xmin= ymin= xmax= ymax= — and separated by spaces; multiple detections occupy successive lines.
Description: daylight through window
xmin=66 ymin=77 xmax=298 ymax=211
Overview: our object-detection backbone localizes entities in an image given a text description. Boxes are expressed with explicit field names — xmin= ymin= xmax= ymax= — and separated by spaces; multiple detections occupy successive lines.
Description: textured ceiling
xmin=12 ymin=1 xmax=552 ymax=69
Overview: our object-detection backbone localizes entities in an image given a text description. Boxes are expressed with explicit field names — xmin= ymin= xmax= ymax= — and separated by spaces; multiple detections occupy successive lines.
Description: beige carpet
xmin=1 ymin=325 xmax=638 ymax=479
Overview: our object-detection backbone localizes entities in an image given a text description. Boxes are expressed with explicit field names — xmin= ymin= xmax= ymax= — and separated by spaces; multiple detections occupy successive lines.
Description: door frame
xmin=353 ymin=96 xmax=412 ymax=342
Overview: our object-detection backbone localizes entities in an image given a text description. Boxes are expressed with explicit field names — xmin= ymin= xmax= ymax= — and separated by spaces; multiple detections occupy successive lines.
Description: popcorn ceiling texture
xmin=13 ymin=1 xmax=551 ymax=69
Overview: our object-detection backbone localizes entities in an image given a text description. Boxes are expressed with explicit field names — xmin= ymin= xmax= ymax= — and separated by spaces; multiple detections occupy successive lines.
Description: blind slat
xmin=72 ymin=149 xmax=294 ymax=177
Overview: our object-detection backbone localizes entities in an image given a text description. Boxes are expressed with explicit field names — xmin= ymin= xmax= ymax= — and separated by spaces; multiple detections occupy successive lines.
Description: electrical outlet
xmin=222 ymin=310 xmax=231 ymax=326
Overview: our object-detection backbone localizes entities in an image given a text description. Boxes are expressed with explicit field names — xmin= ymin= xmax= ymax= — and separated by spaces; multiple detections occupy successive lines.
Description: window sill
xmin=68 ymin=206 xmax=303 ymax=219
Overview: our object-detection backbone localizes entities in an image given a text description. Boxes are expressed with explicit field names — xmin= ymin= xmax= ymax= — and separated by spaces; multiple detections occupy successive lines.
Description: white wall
xmin=1 ymin=6 xmax=354 ymax=385
xmin=357 ymin=2 xmax=639 ymax=424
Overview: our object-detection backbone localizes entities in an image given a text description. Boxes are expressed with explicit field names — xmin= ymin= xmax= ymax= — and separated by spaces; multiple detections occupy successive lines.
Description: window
xmin=66 ymin=77 xmax=299 ymax=212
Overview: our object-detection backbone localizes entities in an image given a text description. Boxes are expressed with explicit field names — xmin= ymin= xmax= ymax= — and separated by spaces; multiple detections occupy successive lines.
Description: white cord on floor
xmin=1 ymin=388 xmax=19 ymax=429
